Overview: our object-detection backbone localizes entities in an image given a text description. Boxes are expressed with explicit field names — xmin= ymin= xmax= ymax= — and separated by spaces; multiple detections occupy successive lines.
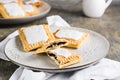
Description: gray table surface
xmin=0 ymin=2 xmax=120 ymax=80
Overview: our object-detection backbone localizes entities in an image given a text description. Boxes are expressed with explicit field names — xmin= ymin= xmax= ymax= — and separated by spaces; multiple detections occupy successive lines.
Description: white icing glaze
xmin=0 ymin=0 xmax=17 ymax=3
xmin=56 ymin=30 xmax=84 ymax=40
xmin=51 ymin=48 xmax=71 ymax=58
xmin=23 ymin=5 xmax=34 ymax=12
xmin=23 ymin=25 xmax=48 ymax=44
xmin=4 ymin=3 xmax=25 ymax=16
xmin=25 ymin=0 xmax=39 ymax=4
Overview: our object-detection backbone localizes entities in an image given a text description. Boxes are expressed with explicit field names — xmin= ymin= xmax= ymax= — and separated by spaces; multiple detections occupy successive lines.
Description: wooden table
xmin=0 ymin=2 xmax=120 ymax=80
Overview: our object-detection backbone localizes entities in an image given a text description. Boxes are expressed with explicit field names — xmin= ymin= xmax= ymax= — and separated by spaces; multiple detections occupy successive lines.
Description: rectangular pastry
xmin=18 ymin=24 xmax=55 ymax=52
xmin=22 ymin=4 xmax=39 ymax=16
xmin=54 ymin=29 xmax=89 ymax=48
xmin=0 ymin=3 xmax=26 ymax=18
xmin=47 ymin=48 xmax=81 ymax=68
xmin=23 ymin=0 xmax=42 ymax=7
xmin=35 ymin=39 xmax=68 ymax=54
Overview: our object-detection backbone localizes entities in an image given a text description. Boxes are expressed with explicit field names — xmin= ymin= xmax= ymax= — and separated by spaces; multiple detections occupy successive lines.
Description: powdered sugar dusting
xmin=4 ymin=3 xmax=25 ymax=16
xmin=51 ymin=48 xmax=71 ymax=58
xmin=56 ymin=30 xmax=84 ymax=40
xmin=23 ymin=25 xmax=48 ymax=44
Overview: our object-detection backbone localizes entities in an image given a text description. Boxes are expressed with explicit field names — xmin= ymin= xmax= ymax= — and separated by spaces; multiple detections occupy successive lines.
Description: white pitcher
xmin=82 ymin=0 xmax=112 ymax=18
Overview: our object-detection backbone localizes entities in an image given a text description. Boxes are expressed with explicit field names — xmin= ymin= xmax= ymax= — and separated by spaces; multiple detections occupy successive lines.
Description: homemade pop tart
xmin=23 ymin=0 xmax=42 ymax=7
xmin=18 ymin=24 xmax=55 ymax=52
xmin=22 ymin=4 xmax=39 ymax=16
xmin=47 ymin=48 xmax=81 ymax=68
xmin=35 ymin=39 xmax=68 ymax=54
xmin=0 ymin=3 xmax=25 ymax=18
xmin=54 ymin=29 xmax=89 ymax=48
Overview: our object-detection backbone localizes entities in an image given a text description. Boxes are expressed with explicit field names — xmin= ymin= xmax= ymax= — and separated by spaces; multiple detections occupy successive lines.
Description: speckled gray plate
xmin=0 ymin=1 xmax=51 ymax=24
xmin=5 ymin=27 xmax=110 ymax=73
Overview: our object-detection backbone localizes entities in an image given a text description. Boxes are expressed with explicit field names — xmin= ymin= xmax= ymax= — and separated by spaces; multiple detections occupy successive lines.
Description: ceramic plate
xmin=0 ymin=1 xmax=51 ymax=24
xmin=5 ymin=27 xmax=110 ymax=72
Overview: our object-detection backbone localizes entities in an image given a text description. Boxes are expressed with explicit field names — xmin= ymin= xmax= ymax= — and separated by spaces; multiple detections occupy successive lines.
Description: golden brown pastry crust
xmin=0 ymin=14 xmax=3 ymax=18
xmin=18 ymin=24 xmax=55 ymax=52
xmin=23 ymin=5 xmax=39 ymax=16
xmin=54 ymin=29 xmax=89 ymax=49
xmin=18 ymin=0 xmax=23 ymax=5
xmin=23 ymin=0 xmax=42 ymax=7
xmin=35 ymin=39 xmax=68 ymax=54
xmin=47 ymin=49 xmax=81 ymax=68
xmin=0 ymin=3 xmax=26 ymax=18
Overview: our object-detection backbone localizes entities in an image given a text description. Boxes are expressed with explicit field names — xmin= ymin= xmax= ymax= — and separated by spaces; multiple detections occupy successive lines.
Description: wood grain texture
xmin=0 ymin=2 xmax=120 ymax=80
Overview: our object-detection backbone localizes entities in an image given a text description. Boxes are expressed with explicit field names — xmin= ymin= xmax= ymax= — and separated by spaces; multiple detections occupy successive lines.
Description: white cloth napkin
xmin=70 ymin=58 xmax=120 ymax=80
xmin=0 ymin=15 xmax=120 ymax=80
xmin=9 ymin=67 xmax=53 ymax=80
xmin=47 ymin=15 xmax=71 ymax=28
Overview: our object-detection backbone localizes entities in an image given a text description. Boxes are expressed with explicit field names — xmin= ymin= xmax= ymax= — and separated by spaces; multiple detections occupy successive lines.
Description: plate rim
xmin=5 ymin=27 xmax=110 ymax=72
xmin=0 ymin=1 xmax=51 ymax=22
xmin=5 ymin=55 xmax=100 ymax=72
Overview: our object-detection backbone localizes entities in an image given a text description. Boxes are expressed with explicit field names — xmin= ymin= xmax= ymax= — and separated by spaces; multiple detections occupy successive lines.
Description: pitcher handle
xmin=105 ymin=0 xmax=112 ymax=9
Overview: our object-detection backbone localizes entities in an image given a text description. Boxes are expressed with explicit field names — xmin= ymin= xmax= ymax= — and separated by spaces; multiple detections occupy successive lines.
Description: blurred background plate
xmin=0 ymin=1 xmax=51 ymax=24
xmin=44 ymin=0 xmax=82 ymax=12
xmin=5 ymin=27 xmax=110 ymax=73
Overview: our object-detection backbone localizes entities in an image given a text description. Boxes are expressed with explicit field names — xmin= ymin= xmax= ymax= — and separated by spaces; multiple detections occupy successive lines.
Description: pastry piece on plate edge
xmin=18 ymin=24 xmax=55 ymax=52
xmin=35 ymin=39 xmax=68 ymax=54
xmin=22 ymin=4 xmax=39 ymax=16
xmin=54 ymin=29 xmax=89 ymax=49
xmin=0 ymin=3 xmax=26 ymax=18
xmin=47 ymin=48 xmax=81 ymax=68
xmin=23 ymin=0 xmax=42 ymax=7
